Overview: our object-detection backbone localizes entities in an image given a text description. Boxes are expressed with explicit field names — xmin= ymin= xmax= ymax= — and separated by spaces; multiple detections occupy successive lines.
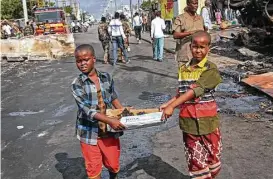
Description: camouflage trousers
xmin=101 ymin=41 xmax=110 ymax=63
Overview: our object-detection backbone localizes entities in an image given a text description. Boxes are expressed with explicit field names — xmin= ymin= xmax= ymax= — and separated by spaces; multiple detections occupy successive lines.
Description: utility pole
xmin=130 ymin=0 xmax=133 ymax=26
xmin=22 ymin=0 xmax=29 ymax=24
xmin=115 ymin=0 xmax=117 ymax=11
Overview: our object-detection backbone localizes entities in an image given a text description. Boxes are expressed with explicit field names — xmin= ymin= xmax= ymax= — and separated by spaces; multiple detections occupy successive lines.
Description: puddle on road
xmin=216 ymin=77 xmax=272 ymax=116
xmin=8 ymin=110 xmax=45 ymax=117
xmin=53 ymin=105 xmax=75 ymax=117
xmin=138 ymin=77 xmax=272 ymax=117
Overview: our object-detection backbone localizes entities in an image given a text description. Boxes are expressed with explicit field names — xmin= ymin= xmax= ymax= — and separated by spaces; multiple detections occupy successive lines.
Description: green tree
xmin=64 ymin=6 xmax=73 ymax=15
xmin=1 ymin=0 xmax=23 ymax=19
xmin=45 ymin=1 xmax=55 ymax=7
xmin=141 ymin=1 xmax=152 ymax=10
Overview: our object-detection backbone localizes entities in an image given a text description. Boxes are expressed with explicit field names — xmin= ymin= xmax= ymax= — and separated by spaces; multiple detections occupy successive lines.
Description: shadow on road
xmin=119 ymin=66 xmax=176 ymax=80
xmin=55 ymin=153 xmax=87 ymax=179
xmin=130 ymin=55 xmax=154 ymax=62
xmin=121 ymin=154 xmax=190 ymax=179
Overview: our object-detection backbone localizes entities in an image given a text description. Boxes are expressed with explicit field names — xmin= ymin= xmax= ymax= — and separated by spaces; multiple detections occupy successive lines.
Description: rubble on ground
xmin=1 ymin=34 xmax=75 ymax=61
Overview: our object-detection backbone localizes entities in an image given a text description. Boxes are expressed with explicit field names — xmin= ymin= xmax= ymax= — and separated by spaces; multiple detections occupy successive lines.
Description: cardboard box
xmin=106 ymin=108 xmax=164 ymax=132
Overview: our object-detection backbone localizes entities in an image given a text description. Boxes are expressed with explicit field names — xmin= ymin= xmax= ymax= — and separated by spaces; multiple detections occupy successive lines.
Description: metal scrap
xmin=242 ymin=72 xmax=273 ymax=98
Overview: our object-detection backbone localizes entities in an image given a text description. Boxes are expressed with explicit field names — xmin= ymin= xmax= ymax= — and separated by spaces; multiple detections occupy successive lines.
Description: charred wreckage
xmin=229 ymin=0 xmax=273 ymax=45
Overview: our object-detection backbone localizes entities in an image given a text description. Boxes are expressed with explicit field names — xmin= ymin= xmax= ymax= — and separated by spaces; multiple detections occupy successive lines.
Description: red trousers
xmin=183 ymin=128 xmax=222 ymax=179
xmin=80 ymin=137 xmax=120 ymax=178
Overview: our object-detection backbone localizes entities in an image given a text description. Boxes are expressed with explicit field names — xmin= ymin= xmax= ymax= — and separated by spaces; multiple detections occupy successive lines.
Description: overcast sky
xmin=79 ymin=0 xmax=139 ymax=19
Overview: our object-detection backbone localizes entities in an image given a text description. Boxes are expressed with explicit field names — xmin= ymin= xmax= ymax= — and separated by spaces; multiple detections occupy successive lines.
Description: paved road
xmin=2 ymin=25 xmax=273 ymax=179
xmin=1 ymin=25 xmax=178 ymax=179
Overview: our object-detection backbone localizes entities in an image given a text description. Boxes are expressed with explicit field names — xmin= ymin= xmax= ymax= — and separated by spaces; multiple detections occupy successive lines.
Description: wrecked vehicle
xmin=229 ymin=0 xmax=273 ymax=45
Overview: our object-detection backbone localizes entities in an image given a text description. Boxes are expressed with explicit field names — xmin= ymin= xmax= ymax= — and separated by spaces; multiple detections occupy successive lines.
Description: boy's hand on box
xmin=159 ymin=103 xmax=169 ymax=111
xmin=109 ymin=118 xmax=126 ymax=131
xmin=162 ymin=105 xmax=174 ymax=120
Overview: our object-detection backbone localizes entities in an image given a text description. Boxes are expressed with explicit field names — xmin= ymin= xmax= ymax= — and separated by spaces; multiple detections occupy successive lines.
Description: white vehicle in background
xmin=88 ymin=16 xmax=95 ymax=27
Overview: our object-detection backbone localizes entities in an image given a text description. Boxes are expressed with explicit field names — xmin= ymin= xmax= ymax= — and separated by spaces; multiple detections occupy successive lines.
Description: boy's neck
xmin=88 ymin=69 xmax=97 ymax=78
xmin=190 ymin=58 xmax=206 ymax=66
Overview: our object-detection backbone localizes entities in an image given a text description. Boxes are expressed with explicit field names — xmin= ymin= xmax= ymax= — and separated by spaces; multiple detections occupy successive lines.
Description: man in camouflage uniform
xmin=120 ymin=14 xmax=131 ymax=52
xmin=98 ymin=17 xmax=111 ymax=64
xmin=23 ymin=21 xmax=34 ymax=36
xmin=172 ymin=0 xmax=205 ymax=67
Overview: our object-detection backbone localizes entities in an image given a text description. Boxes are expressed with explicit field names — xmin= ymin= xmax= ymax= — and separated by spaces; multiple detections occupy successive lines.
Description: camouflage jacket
xmin=121 ymin=20 xmax=131 ymax=36
xmin=98 ymin=22 xmax=110 ymax=42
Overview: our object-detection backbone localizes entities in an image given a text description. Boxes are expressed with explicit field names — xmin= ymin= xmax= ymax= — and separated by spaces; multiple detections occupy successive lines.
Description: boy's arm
xmin=162 ymin=67 xmax=222 ymax=119
xmin=71 ymin=79 xmax=125 ymax=130
xmin=112 ymin=99 xmax=123 ymax=109
xmin=71 ymin=80 xmax=98 ymax=122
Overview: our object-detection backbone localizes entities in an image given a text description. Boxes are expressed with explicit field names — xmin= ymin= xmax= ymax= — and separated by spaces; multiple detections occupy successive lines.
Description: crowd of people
xmin=200 ymin=0 xmax=241 ymax=31
xmin=1 ymin=20 xmax=35 ymax=39
xmin=97 ymin=11 xmax=167 ymax=65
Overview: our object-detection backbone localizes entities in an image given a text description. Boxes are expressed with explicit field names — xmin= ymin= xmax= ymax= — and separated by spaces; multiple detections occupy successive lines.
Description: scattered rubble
xmin=1 ymin=34 xmax=75 ymax=61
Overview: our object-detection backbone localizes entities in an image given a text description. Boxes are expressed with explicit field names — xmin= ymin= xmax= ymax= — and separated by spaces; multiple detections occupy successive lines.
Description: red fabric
xmin=180 ymin=101 xmax=218 ymax=118
xmin=80 ymin=137 xmax=120 ymax=178
xmin=183 ymin=128 xmax=222 ymax=179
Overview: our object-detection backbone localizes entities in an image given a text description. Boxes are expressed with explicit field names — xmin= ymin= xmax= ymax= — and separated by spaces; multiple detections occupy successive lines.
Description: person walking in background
xmin=201 ymin=0 xmax=213 ymax=31
xmin=142 ymin=14 xmax=148 ymax=33
xmin=172 ymin=0 xmax=205 ymax=67
xmin=120 ymin=14 xmax=131 ymax=52
xmin=98 ymin=17 xmax=111 ymax=64
xmin=108 ymin=12 xmax=129 ymax=65
xmin=133 ymin=12 xmax=142 ymax=44
xmin=151 ymin=11 xmax=166 ymax=62
xmin=215 ymin=9 xmax=222 ymax=24
xmin=23 ymin=21 xmax=34 ymax=36
xmin=2 ymin=22 xmax=12 ymax=38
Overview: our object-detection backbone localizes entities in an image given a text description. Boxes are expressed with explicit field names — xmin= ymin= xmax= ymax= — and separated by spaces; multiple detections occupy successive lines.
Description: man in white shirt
xmin=201 ymin=0 xmax=212 ymax=31
xmin=2 ymin=23 xmax=12 ymax=37
xmin=151 ymin=11 xmax=166 ymax=62
xmin=133 ymin=12 xmax=142 ymax=44
xmin=108 ymin=12 xmax=129 ymax=65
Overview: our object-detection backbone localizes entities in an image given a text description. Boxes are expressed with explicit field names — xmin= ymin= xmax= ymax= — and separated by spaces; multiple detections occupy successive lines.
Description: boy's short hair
xmin=191 ymin=31 xmax=211 ymax=45
xmin=75 ymin=44 xmax=95 ymax=56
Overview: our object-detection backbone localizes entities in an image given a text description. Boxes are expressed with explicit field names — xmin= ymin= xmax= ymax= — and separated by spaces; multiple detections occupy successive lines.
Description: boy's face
xmin=75 ymin=50 xmax=96 ymax=74
xmin=190 ymin=36 xmax=210 ymax=61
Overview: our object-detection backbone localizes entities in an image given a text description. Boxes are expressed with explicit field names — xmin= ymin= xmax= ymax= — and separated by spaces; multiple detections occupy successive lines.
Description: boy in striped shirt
xmin=160 ymin=31 xmax=222 ymax=179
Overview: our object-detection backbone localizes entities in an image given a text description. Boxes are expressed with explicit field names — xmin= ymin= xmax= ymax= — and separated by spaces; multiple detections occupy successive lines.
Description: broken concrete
xmin=1 ymin=34 xmax=75 ymax=61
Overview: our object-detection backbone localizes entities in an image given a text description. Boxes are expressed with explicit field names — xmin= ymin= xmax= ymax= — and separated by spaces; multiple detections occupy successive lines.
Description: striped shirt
xmin=178 ymin=57 xmax=222 ymax=135
xmin=71 ymin=70 xmax=119 ymax=145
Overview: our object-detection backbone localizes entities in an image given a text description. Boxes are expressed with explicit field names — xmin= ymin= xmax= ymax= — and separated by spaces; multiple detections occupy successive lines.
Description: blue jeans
xmin=153 ymin=37 xmax=164 ymax=61
xmin=112 ymin=36 xmax=128 ymax=64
